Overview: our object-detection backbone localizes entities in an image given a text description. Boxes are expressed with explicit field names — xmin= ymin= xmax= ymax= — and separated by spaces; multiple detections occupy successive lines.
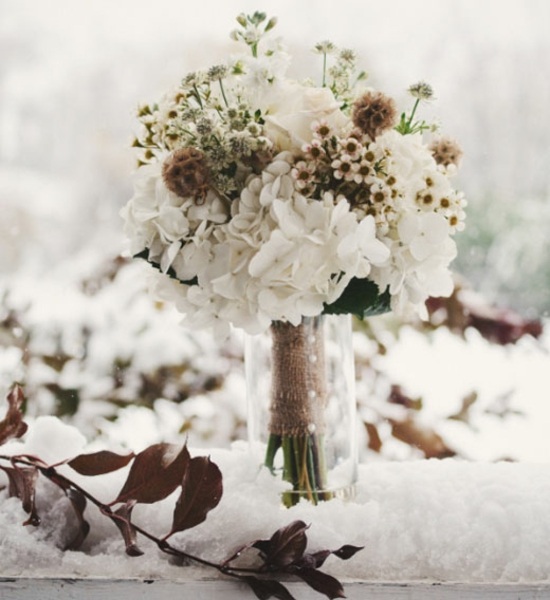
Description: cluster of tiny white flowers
xmin=122 ymin=13 xmax=467 ymax=335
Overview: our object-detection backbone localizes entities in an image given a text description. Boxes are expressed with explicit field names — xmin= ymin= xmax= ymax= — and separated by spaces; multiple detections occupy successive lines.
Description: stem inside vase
xmin=245 ymin=314 xmax=357 ymax=507
xmin=265 ymin=317 xmax=333 ymax=506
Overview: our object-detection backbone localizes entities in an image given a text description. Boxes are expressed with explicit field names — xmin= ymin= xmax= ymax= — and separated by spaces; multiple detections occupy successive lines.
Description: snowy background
xmin=1 ymin=0 xmax=550 ymax=584
xmin=2 ymin=0 xmax=550 ymax=312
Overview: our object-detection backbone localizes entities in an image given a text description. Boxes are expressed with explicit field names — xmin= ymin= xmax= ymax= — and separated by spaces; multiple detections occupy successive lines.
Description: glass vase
xmin=245 ymin=314 xmax=357 ymax=506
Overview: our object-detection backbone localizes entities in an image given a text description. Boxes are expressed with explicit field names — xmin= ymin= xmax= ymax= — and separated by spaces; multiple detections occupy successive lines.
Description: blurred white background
xmin=1 ymin=0 xmax=550 ymax=315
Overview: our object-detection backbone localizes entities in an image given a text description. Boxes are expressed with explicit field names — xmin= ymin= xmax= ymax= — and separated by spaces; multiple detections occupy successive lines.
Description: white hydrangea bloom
xmin=372 ymin=211 xmax=457 ymax=319
xmin=207 ymin=153 xmax=389 ymax=332
xmin=121 ymin=162 xmax=229 ymax=281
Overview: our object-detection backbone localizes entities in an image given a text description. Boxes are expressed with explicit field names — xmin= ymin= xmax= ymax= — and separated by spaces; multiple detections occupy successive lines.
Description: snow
xmin=377 ymin=326 xmax=550 ymax=462
xmin=1 ymin=418 xmax=550 ymax=583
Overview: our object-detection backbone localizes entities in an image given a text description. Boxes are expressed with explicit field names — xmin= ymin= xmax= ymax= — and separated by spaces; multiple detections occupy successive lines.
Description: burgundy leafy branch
xmin=227 ymin=520 xmax=363 ymax=600
xmin=0 ymin=387 xmax=362 ymax=600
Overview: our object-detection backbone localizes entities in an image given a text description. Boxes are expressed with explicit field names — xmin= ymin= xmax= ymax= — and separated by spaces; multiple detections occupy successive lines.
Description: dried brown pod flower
xmin=429 ymin=136 xmax=463 ymax=167
xmin=351 ymin=91 xmax=397 ymax=140
xmin=162 ymin=147 xmax=210 ymax=202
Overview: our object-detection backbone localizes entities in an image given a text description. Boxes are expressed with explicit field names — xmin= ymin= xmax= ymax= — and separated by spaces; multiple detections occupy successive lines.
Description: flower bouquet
xmin=121 ymin=12 xmax=466 ymax=504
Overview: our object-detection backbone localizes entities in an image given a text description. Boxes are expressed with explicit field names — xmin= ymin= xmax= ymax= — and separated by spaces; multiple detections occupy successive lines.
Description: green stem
xmin=192 ymin=85 xmax=204 ymax=110
xmin=264 ymin=434 xmax=281 ymax=473
xmin=281 ymin=436 xmax=297 ymax=487
xmin=406 ymin=98 xmax=420 ymax=130
xmin=306 ymin=437 xmax=319 ymax=504
xmin=218 ymin=79 xmax=229 ymax=108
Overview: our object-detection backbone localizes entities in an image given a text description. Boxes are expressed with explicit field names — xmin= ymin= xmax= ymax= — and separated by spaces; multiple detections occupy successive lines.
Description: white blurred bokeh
xmin=2 ymin=0 xmax=550 ymax=313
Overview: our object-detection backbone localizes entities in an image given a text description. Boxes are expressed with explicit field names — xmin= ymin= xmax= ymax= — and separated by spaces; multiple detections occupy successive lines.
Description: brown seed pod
xmin=162 ymin=147 xmax=210 ymax=202
xmin=351 ymin=91 xmax=397 ymax=140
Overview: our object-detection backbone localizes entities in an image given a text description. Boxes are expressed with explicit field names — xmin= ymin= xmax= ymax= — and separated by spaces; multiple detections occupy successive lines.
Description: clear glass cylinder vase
xmin=245 ymin=314 xmax=357 ymax=506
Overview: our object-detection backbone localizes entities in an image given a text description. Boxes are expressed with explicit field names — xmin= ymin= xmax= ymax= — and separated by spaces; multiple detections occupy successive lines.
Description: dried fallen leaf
xmin=0 ymin=384 xmax=28 ymax=446
xmin=390 ymin=418 xmax=455 ymax=459
xmin=364 ymin=422 xmax=382 ymax=453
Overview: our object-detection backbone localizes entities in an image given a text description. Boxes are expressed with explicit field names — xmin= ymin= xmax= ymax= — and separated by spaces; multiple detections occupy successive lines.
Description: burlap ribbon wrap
xmin=268 ymin=318 xmax=327 ymax=437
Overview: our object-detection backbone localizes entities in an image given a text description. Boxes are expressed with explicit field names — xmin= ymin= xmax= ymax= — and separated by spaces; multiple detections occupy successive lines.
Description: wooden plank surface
xmin=2 ymin=578 xmax=550 ymax=599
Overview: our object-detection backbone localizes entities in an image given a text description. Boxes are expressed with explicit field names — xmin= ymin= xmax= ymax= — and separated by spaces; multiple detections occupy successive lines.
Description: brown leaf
xmin=64 ymin=488 xmax=90 ymax=550
xmin=68 ymin=450 xmax=135 ymax=476
xmin=0 ymin=384 xmax=28 ymax=446
xmin=297 ymin=550 xmax=331 ymax=570
xmin=390 ymin=418 xmax=456 ymax=459
xmin=112 ymin=443 xmax=190 ymax=505
xmin=293 ymin=568 xmax=345 ymax=600
xmin=297 ymin=544 xmax=364 ymax=570
xmin=168 ymin=455 xmax=222 ymax=536
xmin=258 ymin=520 xmax=309 ymax=568
xmin=448 ymin=391 xmax=478 ymax=424
xmin=0 ymin=464 xmax=40 ymax=526
xmin=427 ymin=282 xmax=544 ymax=345
xmin=331 ymin=544 xmax=364 ymax=560
xmin=388 ymin=385 xmax=422 ymax=410
xmin=111 ymin=500 xmax=144 ymax=556
xmin=242 ymin=576 xmax=296 ymax=600
xmin=364 ymin=422 xmax=382 ymax=453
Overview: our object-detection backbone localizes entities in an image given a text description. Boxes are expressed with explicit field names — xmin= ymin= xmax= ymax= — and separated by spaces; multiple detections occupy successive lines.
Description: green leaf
xmin=323 ymin=278 xmax=391 ymax=319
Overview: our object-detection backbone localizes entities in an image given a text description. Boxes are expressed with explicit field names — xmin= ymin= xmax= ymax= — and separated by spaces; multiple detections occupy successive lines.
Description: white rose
xmin=263 ymin=83 xmax=348 ymax=151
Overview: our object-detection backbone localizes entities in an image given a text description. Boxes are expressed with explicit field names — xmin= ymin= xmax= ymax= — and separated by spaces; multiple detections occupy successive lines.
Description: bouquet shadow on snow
xmin=121 ymin=12 xmax=467 ymax=504
xmin=0 ymin=385 xmax=362 ymax=600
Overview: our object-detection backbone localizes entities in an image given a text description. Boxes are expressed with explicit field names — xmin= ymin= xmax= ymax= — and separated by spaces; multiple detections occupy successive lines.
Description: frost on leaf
xmin=112 ymin=443 xmax=190 ymax=505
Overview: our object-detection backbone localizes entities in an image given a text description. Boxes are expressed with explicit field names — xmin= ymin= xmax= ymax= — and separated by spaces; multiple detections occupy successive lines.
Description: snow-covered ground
xmin=2 ymin=418 xmax=550 ymax=582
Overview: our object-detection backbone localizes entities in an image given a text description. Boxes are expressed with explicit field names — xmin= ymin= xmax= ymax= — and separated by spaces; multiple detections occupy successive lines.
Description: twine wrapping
xmin=268 ymin=317 xmax=327 ymax=437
